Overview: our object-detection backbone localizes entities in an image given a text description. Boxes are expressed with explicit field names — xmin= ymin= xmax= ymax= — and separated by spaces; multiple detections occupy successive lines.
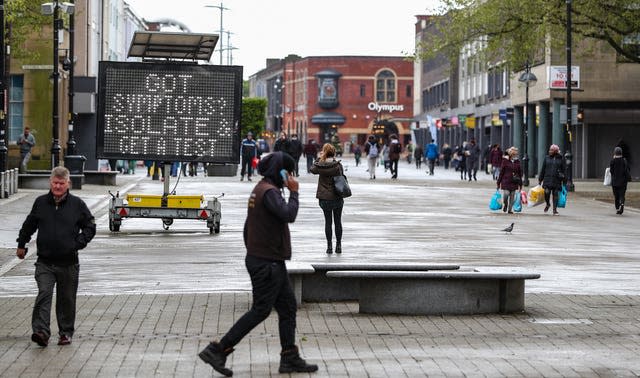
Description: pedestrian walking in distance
xmin=239 ymin=131 xmax=257 ymax=181
xmin=538 ymin=144 xmax=566 ymax=215
xmin=17 ymin=126 xmax=36 ymax=173
xmin=198 ymin=152 xmax=318 ymax=377
xmin=310 ymin=143 xmax=345 ymax=254
xmin=364 ymin=135 xmax=380 ymax=179
xmin=497 ymin=147 xmax=523 ymax=214
xmin=16 ymin=167 xmax=96 ymax=347
xmin=609 ymin=146 xmax=632 ymax=214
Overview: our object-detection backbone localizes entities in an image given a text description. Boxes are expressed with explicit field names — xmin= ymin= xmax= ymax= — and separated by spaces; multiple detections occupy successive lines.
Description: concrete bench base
xmin=19 ymin=173 xmax=84 ymax=190
xmin=285 ymin=263 xmax=315 ymax=306
xmin=84 ymin=170 xmax=118 ymax=185
xmin=301 ymin=263 xmax=460 ymax=302
xmin=326 ymin=269 xmax=540 ymax=315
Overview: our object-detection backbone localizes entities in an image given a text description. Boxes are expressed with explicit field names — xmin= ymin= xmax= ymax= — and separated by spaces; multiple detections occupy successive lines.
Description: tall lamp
xmin=0 ymin=0 xmax=7 ymax=172
xmin=41 ymin=1 xmax=74 ymax=168
xmin=518 ymin=62 xmax=537 ymax=187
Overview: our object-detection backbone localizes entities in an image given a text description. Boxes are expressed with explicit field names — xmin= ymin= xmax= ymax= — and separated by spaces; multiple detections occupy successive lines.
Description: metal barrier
xmin=1 ymin=169 xmax=19 ymax=199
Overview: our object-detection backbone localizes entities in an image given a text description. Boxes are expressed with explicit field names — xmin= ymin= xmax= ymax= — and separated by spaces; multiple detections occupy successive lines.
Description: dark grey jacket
xmin=539 ymin=154 xmax=565 ymax=189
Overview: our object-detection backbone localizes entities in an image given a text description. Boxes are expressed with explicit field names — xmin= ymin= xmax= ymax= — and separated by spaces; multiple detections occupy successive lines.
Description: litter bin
xmin=64 ymin=155 xmax=87 ymax=189
xmin=64 ymin=155 xmax=87 ymax=174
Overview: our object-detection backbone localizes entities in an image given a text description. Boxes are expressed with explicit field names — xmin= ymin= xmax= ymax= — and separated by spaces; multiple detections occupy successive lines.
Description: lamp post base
xmin=522 ymin=153 xmax=530 ymax=187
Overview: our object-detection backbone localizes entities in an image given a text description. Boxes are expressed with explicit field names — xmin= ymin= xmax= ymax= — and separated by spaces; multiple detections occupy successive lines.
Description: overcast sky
xmin=125 ymin=0 xmax=441 ymax=79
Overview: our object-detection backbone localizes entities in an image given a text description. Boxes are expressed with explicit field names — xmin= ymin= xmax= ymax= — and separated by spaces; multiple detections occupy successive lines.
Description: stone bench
xmin=84 ymin=170 xmax=118 ymax=185
xmin=289 ymin=262 xmax=460 ymax=303
xmin=285 ymin=263 xmax=315 ymax=306
xmin=326 ymin=267 xmax=540 ymax=315
xmin=19 ymin=173 xmax=84 ymax=190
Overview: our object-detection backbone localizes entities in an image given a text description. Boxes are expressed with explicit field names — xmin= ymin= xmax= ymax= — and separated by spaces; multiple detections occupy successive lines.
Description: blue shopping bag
xmin=513 ymin=192 xmax=522 ymax=212
xmin=489 ymin=190 xmax=502 ymax=211
xmin=557 ymin=185 xmax=567 ymax=208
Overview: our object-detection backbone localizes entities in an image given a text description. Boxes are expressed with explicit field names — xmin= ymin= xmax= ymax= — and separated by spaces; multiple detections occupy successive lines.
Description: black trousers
xmin=32 ymin=262 xmax=79 ymax=338
xmin=612 ymin=184 xmax=627 ymax=209
xmin=390 ymin=159 xmax=399 ymax=178
xmin=544 ymin=187 xmax=560 ymax=209
xmin=240 ymin=156 xmax=253 ymax=177
xmin=220 ymin=255 xmax=296 ymax=350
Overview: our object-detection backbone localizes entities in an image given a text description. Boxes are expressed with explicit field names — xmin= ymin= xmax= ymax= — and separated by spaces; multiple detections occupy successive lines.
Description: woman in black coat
xmin=610 ymin=146 xmax=632 ymax=214
xmin=497 ymin=147 xmax=523 ymax=214
xmin=538 ymin=144 xmax=566 ymax=215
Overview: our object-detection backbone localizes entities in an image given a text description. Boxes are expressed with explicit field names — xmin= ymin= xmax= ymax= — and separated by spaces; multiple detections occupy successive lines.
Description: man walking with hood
xmin=199 ymin=151 xmax=318 ymax=376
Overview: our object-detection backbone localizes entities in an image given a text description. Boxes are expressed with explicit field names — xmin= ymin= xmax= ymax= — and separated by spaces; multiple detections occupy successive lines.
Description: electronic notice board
xmin=96 ymin=61 xmax=243 ymax=163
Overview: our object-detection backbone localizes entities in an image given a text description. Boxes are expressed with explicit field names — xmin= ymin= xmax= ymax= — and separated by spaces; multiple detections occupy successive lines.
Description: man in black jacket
xmin=16 ymin=167 xmax=96 ymax=347
xmin=199 ymin=152 xmax=317 ymax=377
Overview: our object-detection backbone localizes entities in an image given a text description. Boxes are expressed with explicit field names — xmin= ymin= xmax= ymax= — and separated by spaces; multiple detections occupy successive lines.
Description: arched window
xmin=376 ymin=70 xmax=396 ymax=102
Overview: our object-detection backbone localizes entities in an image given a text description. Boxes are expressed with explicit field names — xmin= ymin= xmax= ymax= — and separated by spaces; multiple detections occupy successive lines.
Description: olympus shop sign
xmin=368 ymin=102 xmax=404 ymax=113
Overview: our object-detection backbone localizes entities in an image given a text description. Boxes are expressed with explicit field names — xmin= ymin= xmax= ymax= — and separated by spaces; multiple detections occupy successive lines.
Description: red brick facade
xmin=279 ymin=56 xmax=413 ymax=148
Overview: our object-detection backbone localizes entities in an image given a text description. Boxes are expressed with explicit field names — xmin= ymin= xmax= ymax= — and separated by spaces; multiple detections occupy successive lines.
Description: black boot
xmin=326 ymin=241 xmax=333 ymax=254
xmin=199 ymin=341 xmax=234 ymax=377
xmin=279 ymin=346 xmax=318 ymax=374
xmin=335 ymin=242 xmax=342 ymax=254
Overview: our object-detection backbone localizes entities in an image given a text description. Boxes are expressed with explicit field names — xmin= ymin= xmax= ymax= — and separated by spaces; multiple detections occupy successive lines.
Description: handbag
xmin=489 ymin=190 xmax=502 ymax=211
xmin=511 ymin=172 xmax=522 ymax=185
xmin=333 ymin=165 xmax=352 ymax=198
xmin=557 ymin=185 xmax=567 ymax=208
xmin=513 ymin=192 xmax=522 ymax=212
xmin=603 ymin=167 xmax=611 ymax=186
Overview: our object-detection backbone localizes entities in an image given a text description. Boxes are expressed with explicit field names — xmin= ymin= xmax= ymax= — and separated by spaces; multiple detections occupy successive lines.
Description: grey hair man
xmin=16 ymin=166 xmax=96 ymax=347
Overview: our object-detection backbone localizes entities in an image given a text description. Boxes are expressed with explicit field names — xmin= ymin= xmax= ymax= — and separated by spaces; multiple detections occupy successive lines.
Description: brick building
xmin=251 ymin=56 xmax=414 ymax=150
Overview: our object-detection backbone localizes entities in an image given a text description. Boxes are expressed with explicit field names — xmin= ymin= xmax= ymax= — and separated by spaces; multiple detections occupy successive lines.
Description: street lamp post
xmin=41 ymin=1 xmax=74 ymax=168
xmin=565 ymin=0 xmax=575 ymax=191
xmin=0 ymin=0 xmax=7 ymax=172
xmin=518 ymin=62 xmax=537 ymax=187
xmin=66 ymin=2 xmax=75 ymax=155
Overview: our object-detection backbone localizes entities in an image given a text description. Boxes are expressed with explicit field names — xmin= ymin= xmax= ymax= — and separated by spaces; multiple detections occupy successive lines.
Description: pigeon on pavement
xmin=501 ymin=223 xmax=514 ymax=233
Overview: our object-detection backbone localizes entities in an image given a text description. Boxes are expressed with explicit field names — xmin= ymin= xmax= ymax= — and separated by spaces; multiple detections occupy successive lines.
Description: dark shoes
xmin=279 ymin=347 xmax=318 ymax=374
xmin=544 ymin=204 xmax=550 ymax=213
xmin=503 ymin=205 xmax=508 ymax=213
xmin=617 ymin=204 xmax=624 ymax=215
xmin=58 ymin=335 xmax=72 ymax=345
xmin=335 ymin=243 xmax=342 ymax=254
xmin=553 ymin=209 xmax=559 ymax=215
xmin=326 ymin=247 xmax=333 ymax=254
xmin=199 ymin=342 xmax=234 ymax=377
xmin=31 ymin=332 xmax=49 ymax=347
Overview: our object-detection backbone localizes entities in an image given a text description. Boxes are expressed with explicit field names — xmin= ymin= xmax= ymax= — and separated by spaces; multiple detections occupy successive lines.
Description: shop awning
xmin=311 ymin=112 xmax=346 ymax=124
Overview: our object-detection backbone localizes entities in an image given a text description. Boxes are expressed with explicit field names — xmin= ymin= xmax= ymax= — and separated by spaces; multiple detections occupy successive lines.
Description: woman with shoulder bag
xmin=496 ymin=147 xmax=523 ymax=214
xmin=538 ymin=144 xmax=566 ymax=215
xmin=310 ymin=143 xmax=344 ymax=254
xmin=610 ymin=146 xmax=632 ymax=215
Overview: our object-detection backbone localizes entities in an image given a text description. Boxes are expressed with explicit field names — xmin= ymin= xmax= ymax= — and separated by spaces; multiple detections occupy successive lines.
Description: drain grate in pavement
xmin=529 ymin=318 xmax=593 ymax=325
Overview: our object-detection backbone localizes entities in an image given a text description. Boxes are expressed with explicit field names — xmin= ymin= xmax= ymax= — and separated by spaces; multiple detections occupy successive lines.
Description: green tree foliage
xmin=5 ymin=0 xmax=50 ymax=61
xmin=417 ymin=0 xmax=640 ymax=68
xmin=241 ymin=97 xmax=267 ymax=138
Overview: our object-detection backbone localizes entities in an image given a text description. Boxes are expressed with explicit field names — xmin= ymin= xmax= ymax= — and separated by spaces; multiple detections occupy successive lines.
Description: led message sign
xmin=96 ymin=62 xmax=242 ymax=163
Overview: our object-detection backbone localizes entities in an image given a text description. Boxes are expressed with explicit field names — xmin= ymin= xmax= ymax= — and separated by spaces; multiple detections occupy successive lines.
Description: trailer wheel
xmin=214 ymin=222 xmax=220 ymax=234
xmin=162 ymin=218 xmax=173 ymax=230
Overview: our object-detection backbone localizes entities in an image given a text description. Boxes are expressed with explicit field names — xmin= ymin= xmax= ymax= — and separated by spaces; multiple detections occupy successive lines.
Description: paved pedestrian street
xmin=1 ymin=159 xmax=639 ymax=377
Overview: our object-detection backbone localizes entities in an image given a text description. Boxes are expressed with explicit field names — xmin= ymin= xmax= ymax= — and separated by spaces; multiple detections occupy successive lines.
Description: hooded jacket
xmin=244 ymin=152 xmax=298 ymax=261
xmin=310 ymin=158 xmax=342 ymax=200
